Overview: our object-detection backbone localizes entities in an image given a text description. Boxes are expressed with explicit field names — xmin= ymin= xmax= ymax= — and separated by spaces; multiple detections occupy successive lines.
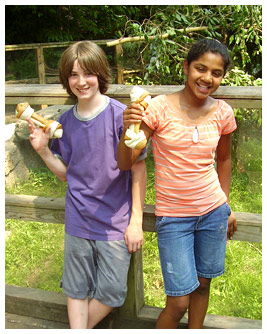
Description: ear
xmin=183 ymin=59 xmax=189 ymax=75
xmin=183 ymin=60 xmax=189 ymax=75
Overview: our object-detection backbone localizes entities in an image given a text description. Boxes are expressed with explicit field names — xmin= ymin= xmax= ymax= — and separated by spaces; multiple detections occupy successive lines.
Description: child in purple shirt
xmin=27 ymin=41 xmax=146 ymax=329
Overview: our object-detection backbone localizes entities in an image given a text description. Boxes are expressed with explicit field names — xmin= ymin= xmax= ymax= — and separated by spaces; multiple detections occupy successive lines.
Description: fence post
xmin=115 ymin=44 xmax=124 ymax=84
xmin=36 ymin=46 xmax=46 ymax=84
xmin=36 ymin=46 xmax=48 ymax=109
xmin=118 ymin=249 xmax=145 ymax=318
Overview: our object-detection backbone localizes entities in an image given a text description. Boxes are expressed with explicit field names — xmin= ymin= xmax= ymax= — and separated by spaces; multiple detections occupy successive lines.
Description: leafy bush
xmin=122 ymin=5 xmax=262 ymax=85
xmin=6 ymin=51 xmax=37 ymax=80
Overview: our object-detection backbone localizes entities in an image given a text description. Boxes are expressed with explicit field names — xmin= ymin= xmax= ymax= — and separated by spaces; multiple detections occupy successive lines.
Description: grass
xmin=5 ymin=133 xmax=262 ymax=320
xmin=5 ymin=219 xmax=65 ymax=291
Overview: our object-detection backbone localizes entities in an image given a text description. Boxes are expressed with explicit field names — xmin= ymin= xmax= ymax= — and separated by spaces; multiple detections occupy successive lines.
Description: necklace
xmin=192 ymin=126 xmax=199 ymax=143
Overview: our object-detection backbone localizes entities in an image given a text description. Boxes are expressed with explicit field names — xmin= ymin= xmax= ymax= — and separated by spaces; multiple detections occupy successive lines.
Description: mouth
xmin=196 ymin=83 xmax=211 ymax=94
xmin=77 ymin=87 xmax=90 ymax=93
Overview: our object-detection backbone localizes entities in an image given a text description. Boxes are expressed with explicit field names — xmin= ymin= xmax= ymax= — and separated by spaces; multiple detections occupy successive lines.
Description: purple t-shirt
xmin=50 ymin=97 xmax=134 ymax=241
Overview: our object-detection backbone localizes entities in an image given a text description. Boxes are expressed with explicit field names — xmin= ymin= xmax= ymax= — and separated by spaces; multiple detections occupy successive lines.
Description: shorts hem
xmin=62 ymin=287 xmax=93 ymax=300
xmin=94 ymin=296 xmax=126 ymax=308
xmin=197 ymin=269 xmax=225 ymax=278
xmin=165 ymin=281 xmax=200 ymax=297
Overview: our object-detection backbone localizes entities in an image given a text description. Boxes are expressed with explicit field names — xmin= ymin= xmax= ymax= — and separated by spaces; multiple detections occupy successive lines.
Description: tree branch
xmin=106 ymin=26 xmax=209 ymax=47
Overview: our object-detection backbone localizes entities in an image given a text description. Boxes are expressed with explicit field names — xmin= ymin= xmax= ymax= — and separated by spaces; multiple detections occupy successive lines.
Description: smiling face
xmin=68 ymin=59 xmax=100 ymax=101
xmin=183 ymin=52 xmax=225 ymax=100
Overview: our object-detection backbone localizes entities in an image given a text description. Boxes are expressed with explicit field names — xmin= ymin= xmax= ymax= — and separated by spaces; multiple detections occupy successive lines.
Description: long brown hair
xmin=59 ymin=41 xmax=111 ymax=97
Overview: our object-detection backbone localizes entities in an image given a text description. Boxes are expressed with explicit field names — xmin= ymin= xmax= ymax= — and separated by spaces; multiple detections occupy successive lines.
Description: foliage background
xmin=5 ymin=5 xmax=262 ymax=84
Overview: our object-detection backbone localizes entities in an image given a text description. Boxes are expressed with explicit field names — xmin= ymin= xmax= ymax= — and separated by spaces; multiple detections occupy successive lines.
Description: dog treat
xmin=124 ymin=86 xmax=151 ymax=150
xmin=16 ymin=102 xmax=63 ymax=138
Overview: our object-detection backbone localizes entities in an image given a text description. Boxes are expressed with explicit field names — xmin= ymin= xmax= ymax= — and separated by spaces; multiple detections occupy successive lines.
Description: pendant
xmin=192 ymin=127 xmax=199 ymax=143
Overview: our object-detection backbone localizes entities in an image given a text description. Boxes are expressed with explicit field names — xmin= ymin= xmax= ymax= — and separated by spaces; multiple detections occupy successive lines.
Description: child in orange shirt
xmin=117 ymin=38 xmax=237 ymax=329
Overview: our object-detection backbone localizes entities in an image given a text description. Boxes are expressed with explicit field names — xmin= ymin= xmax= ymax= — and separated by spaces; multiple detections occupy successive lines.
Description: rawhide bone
xmin=124 ymin=86 xmax=151 ymax=150
xmin=16 ymin=102 xmax=63 ymax=138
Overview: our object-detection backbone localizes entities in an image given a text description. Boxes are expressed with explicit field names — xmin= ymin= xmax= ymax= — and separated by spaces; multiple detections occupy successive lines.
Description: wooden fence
xmin=6 ymin=40 xmax=125 ymax=85
xmin=6 ymin=29 xmax=211 ymax=86
xmin=5 ymin=83 xmax=262 ymax=109
xmin=5 ymin=83 xmax=262 ymax=329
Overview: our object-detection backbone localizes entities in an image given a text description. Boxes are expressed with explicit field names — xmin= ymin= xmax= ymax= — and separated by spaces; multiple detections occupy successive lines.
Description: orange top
xmin=143 ymin=95 xmax=237 ymax=217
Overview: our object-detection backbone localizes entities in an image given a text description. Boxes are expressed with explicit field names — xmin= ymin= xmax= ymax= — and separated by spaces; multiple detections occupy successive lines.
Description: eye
xmin=213 ymin=71 xmax=223 ymax=78
xmin=196 ymin=67 xmax=205 ymax=73
xmin=85 ymin=73 xmax=94 ymax=78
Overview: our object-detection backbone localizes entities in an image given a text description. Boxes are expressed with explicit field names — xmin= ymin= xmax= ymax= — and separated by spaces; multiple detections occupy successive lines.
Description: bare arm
xmin=217 ymin=133 xmax=237 ymax=239
xmin=124 ymin=158 xmax=147 ymax=253
xmin=27 ymin=119 xmax=67 ymax=182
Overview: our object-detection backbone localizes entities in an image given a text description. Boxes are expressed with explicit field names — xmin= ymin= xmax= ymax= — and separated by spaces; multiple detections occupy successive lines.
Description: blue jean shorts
xmin=156 ymin=203 xmax=231 ymax=297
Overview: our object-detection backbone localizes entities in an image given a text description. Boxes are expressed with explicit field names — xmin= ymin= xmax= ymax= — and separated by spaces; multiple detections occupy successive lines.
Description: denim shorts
xmin=61 ymin=234 xmax=131 ymax=307
xmin=156 ymin=203 xmax=231 ymax=297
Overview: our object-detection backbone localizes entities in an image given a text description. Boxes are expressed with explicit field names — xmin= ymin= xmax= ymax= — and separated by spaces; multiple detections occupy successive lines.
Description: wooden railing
xmin=5 ymin=83 xmax=262 ymax=109
xmin=6 ymin=30 xmax=211 ymax=86
xmin=5 ymin=40 xmax=124 ymax=84
xmin=5 ymin=83 xmax=262 ymax=329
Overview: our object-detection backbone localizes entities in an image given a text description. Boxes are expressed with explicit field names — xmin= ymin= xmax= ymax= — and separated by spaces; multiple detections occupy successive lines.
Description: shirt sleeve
xmin=221 ymin=102 xmax=237 ymax=135
xmin=142 ymin=95 xmax=167 ymax=131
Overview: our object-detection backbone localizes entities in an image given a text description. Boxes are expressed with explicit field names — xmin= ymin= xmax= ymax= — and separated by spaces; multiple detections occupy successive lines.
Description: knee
xmin=166 ymin=296 xmax=189 ymax=319
xmin=195 ymin=278 xmax=211 ymax=296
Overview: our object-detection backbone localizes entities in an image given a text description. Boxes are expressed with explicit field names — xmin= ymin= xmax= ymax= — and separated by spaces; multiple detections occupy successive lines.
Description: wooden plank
xmin=5 ymin=285 xmax=69 ymax=324
xmin=5 ymin=195 xmax=65 ymax=225
xmin=5 ymin=96 xmax=75 ymax=106
xmin=5 ymin=194 xmax=262 ymax=243
xmin=5 ymin=84 xmax=262 ymax=109
xmin=5 ymin=84 xmax=262 ymax=99
xmin=5 ymin=313 xmax=69 ymax=329
xmin=5 ymin=40 xmax=114 ymax=51
xmin=5 ymin=194 xmax=65 ymax=209
xmin=5 ymin=285 xmax=262 ymax=329
xmin=138 ymin=305 xmax=262 ymax=329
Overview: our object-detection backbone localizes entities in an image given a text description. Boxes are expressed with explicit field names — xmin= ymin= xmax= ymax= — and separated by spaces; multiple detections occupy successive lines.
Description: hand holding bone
xmin=16 ymin=102 xmax=63 ymax=139
xmin=124 ymin=86 xmax=151 ymax=150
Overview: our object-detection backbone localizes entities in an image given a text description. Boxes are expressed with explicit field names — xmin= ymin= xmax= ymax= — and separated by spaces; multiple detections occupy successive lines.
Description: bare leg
xmin=188 ymin=277 xmax=211 ymax=329
xmin=67 ymin=297 xmax=88 ymax=329
xmin=87 ymin=298 xmax=113 ymax=329
xmin=156 ymin=295 xmax=189 ymax=329
xmin=67 ymin=297 xmax=113 ymax=329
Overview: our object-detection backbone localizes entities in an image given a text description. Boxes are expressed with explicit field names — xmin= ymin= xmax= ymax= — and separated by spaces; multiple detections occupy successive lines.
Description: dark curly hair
xmin=186 ymin=38 xmax=231 ymax=75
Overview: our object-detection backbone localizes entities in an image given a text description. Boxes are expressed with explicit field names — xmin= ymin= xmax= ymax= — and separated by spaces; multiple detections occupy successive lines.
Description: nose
xmin=77 ymin=75 xmax=86 ymax=86
xmin=202 ymin=71 xmax=212 ymax=83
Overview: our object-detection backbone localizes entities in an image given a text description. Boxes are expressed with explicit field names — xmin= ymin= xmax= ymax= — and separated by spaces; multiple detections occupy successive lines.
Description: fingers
xmin=27 ymin=118 xmax=51 ymax=137
xmin=127 ymin=242 xmax=143 ymax=253
xmin=227 ymin=214 xmax=237 ymax=240
xmin=26 ymin=118 xmax=36 ymax=134
xmin=227 ymin=226 xmax=233 ymax=240
xmin=123 ymin=103 xmax=147 ymax=127
xmin=125 ymin=236 xmax=144 ymax=253
xmin=44 ymin=125 xmax=51 ymax=136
